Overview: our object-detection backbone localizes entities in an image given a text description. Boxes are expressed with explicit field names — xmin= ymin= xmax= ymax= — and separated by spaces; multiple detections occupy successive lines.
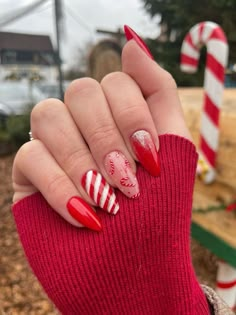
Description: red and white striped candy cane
xmin=216 ymin=261 xmax=236 ymax=310
xmin=180 ymin=22 xmax=229 ymax=183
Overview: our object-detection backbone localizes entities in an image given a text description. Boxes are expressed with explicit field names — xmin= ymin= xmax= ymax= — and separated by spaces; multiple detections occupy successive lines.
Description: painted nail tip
xmin=85 ymin=215 xmax=102 ymax=232
xmin=124 ymin=25 xmax=136 ymax=37
xmin=102 ymin=202 xmax=120 ymax=215
xmin=124 ymin=25 xmax=132 ymax=38
xmin=150 ymin=169 xmax=161 ymax=177
xmin=123 ymin=24 xmax=154 ymax=59
xmin=113 ymin=209 xmax=119 ymax=215
xmin=67 ymin=196 xmax=102 ymax=232
xmin=109 ymin=206 xmax=119 ymax=215
xmin=92 ymin=223 xmax=103 ymax=232
xmin=124 ymin=25 xmax=136 ymax=41
xmin=144 ymin=162 xmax=160 ymax=177
xmin=132 ymin=192 xmax=141 ymax=199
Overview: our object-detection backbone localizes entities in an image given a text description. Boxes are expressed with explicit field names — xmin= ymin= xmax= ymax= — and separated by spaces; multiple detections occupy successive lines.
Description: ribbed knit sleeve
xmin=12 ymin=135 xmax=212 ymax=314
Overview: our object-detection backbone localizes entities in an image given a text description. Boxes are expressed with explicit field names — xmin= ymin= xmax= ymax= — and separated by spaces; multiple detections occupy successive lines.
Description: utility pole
xmin=54 ymin=0 xmax=64 ymax=100
xmin=96 ymin=28 xmax=125 ymax=46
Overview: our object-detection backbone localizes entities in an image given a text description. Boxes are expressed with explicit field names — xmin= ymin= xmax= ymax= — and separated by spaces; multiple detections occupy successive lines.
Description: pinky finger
xmin=12 ymin=140 xmax=102 ymax=232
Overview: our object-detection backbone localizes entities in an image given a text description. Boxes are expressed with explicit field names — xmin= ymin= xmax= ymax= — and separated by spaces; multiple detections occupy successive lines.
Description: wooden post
xmin=54 ymin=0 xmax=64 ymax=100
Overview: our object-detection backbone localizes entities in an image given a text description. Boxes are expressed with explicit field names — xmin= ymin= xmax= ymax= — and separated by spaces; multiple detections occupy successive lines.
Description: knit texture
xmin=12 ymin=135 xmax=210 ymax=315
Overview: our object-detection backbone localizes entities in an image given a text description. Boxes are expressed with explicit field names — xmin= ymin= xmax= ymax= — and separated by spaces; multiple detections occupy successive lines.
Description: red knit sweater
xmin=12 ymin=135 xmax=210 ymax=314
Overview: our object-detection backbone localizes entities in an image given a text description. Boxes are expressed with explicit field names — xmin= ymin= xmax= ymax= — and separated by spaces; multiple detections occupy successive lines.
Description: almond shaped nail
xmin=124 ymin=25 xmax=154 ymax=59
xmin=130 ymin=130 xmax=160 ymax=176
xmin=82 ymin=170 xmax=119 ymax=215
xmin=67 ymin=196 xmax=102 ymax=232
xmin=104 ymin=151 xmax=140 ymax=199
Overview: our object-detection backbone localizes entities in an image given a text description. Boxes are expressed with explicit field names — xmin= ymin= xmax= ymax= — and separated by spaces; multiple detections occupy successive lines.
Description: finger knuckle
xmin=14 ymin=140 xmax=43 ymax=167
xmin=116 ymin=101 xmax=146 ymax=123
xmin=61 ymin=147 xmax=91 ymax=174
xmin=31 ymin=98 xmax=64 ymax=127
xmin=88 ymin=123 xmax=116 ymax=148
xmin=163 ymin=70 xmax=177 ymax=89
xmin=65 ymin=77 xmax=100 ymax=102
xmin=100 ymin=71 xmax=124 ymax=87
xmin=47 ymin=173 xmax=69 ymax=196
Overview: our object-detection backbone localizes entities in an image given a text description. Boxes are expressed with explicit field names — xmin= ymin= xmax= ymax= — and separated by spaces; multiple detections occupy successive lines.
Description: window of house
xmin=2 ymin=50 xmax=17 ymax=64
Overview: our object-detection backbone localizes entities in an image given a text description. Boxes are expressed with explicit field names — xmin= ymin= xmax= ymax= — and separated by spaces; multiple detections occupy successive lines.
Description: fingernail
xmin=124 ymin=25 xmax=154 ymax=59
xmin=82 ymin=170 xmax=119 ymax=215
xmin=130 ymin=130 xmax=160 ymax=176
xmin=104 ymin=151 xmax=140 ymax=199
xmin=67 ymin=197 xmax=102 ymax=232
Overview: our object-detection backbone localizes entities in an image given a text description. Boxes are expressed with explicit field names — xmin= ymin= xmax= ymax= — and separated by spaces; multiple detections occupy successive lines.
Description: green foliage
xmin=142 ymin=0 xmax=236 ymax=85
xmin=0 ymin=129 xmax=10 ymax=142
xmin=147 ymin=38 xmax=206 ymax=85
xmin=5 ymin=114 xmax=30 ymax=149
xmin=0 ymin=114 xmax=30 ymax=155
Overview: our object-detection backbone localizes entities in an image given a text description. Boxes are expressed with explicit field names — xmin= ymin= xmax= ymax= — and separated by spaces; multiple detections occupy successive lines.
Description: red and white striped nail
xmin=82 ymin=170 xmax=119 ymax=215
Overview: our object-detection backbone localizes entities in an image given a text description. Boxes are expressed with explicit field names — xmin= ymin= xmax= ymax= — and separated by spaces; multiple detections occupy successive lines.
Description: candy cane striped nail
xmin=180 ymin=21 xmax=229 ymax=183
xmin=82 ymin=170 xmax=119 ymax=215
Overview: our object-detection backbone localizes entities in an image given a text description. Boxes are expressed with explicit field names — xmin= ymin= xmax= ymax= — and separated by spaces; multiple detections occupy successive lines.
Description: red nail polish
xmin=124 ymin=25 xmax=154 ymax=59
xmin=130 ymin=130 xmax=160 ymax=176
xmin=67 ymin=197 xmax=102 ymax=232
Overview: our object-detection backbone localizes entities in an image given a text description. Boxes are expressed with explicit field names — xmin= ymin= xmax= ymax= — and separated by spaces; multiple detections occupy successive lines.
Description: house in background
xmin=0 ymin=31 xmax=57 ymax=82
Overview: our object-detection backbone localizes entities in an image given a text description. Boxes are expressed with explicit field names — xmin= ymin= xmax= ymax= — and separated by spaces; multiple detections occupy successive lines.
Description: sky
xmin=0 ymin=0 xmax=160 ymax=68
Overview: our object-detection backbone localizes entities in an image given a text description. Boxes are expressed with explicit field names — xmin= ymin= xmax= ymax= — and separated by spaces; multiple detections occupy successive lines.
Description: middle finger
xmin=65 ymin=78 xmax=140 ymax=199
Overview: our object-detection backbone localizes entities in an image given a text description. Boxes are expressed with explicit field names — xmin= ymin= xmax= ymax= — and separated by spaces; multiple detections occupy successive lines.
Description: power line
xmin=64 ymin=3 xmax=93 ymax=35
xmin=0 ymin=0 xmax=49 ymax=28
xmin=34 ymin=1 xmax=52 ymax=14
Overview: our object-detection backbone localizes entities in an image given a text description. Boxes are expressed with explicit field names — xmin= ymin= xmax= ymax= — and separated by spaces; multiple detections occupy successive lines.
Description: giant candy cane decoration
xmin=180 ymin=22 xmax=229 ymax=183
xmin=216 ymin=261 xmax=236 ymax=310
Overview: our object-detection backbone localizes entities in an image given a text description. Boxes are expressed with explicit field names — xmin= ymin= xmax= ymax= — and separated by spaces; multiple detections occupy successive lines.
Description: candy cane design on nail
xmin=104 ymin=151 xmax=140 ymax=199
xmin=120 ymin=177 xmax=136 ymax=187
xmin=109 ymin=159 xmax=115 ymax=175
xmin=82 ymin=170 xmax=119 ymax=214
xmin=180 ymin=21 xmax=229 ymax=183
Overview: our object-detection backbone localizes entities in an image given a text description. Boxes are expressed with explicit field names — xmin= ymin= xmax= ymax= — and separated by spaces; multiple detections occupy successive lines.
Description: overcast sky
xmin=0 ymin=0 xmax=160 ymax=68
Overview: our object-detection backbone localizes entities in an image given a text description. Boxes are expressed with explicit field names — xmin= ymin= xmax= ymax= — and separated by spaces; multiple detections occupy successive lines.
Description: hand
xmin=12 ymin=27 xmax=209 ymax=315
xmin=12 ymin=31 xmax=191 ymax=231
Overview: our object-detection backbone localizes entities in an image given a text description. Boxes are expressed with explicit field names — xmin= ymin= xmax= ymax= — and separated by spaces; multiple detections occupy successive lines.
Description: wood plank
xmin=179 ymin=87 xmax=236 ymax=194
xmin=178 ymin=88 xmax=236 ymax=249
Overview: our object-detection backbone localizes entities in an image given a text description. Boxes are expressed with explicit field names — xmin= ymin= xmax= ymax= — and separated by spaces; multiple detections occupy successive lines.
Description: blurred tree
xmin=142 ymin=0 xmax=236 ymax=86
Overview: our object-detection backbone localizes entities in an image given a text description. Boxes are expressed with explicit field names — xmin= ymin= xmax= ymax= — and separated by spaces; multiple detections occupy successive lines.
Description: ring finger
xmin=101 ymin=72 xmax=160 ymax=177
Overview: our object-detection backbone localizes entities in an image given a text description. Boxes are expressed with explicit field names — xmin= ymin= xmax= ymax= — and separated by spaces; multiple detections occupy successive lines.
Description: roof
xmin=0 ymin=31 xmax=54 ymax=52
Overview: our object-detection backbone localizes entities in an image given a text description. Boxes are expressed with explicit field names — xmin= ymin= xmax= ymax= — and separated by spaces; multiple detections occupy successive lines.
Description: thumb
xmin=122 ymin=26 xmax=192 ymax=141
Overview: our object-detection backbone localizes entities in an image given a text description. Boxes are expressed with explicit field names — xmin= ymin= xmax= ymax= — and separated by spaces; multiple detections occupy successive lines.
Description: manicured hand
xmin=12 ymin=26 xmax=191 ymax=231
